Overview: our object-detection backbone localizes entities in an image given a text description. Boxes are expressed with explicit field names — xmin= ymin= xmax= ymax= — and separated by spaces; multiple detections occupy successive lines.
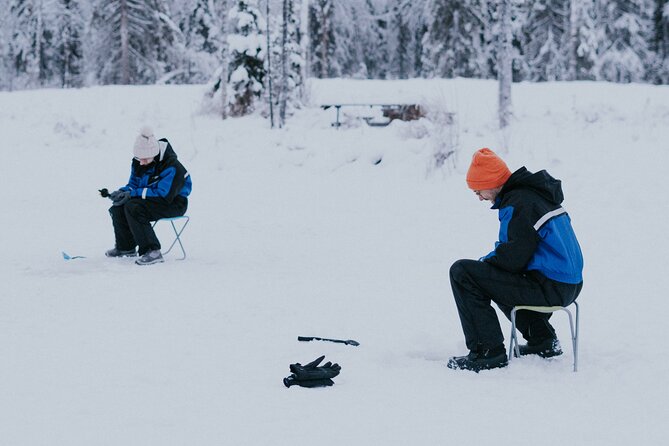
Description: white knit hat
xmin=133 ymin=126 xmax=160 ymax=159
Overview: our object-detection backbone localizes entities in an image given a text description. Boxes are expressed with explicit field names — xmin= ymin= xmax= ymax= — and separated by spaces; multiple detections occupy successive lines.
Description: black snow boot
xmin=517 ymin=337 xmax=563 ymax=358
xmin=447 ymin=345 xmax=508 ymax=372
xmin=105 ymin=247 xmax=137 ymax=257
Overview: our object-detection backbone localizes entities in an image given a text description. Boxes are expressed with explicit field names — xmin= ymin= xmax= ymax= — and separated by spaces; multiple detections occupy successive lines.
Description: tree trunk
xmin=498 ymin=0 xmax=512 ymax=129
xmin=220 ymin=0 xmax=229 ymax=119
xmin=279 ymin=0 xmax=289 ymax=127
xmin=300 ymin=0 xmax=310 ymax=97
xmin=267 ymin=0 xmax=275 ymax=128
xmin=219 ymin=54 xmax=229 ymax=119
xmin=35 ymin=0 xmax=43 ymax=86
xmin=120 ymin=0 xmax=130 ymax=84
xmin=568 ymin=0 xmax=577 ymax=80
xmin=321 ymin=2 xmax=328 ymax=78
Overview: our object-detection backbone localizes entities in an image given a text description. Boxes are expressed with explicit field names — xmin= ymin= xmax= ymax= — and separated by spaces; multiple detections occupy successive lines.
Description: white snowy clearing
xmin=1 ymin=78 xmax=668 ymax=445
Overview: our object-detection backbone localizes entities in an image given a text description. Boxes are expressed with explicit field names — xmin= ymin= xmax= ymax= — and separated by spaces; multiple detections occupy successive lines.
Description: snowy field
xmin=1 ymin=78 xmax=669 ymax=445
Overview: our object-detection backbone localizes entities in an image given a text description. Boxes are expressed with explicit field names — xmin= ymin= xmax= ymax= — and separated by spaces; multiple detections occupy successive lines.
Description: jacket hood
xmin=158 ymin=138 xmax=177 ymax=163
xmin=500 ymin=167 xmax=564 ymax=205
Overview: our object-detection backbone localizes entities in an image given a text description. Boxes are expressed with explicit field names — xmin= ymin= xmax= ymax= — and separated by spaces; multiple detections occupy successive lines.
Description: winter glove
xmin=283 ymin=355 xmax=341 ymax=388
xmin=283 ymin=375 xmax=334 ymax=388
xmin=108 ymin=189 xmax=123 ymax=201
xmin=290 ymin=356 xmax=341 ymax=380
xmin=110 ymin=190 xmax=131 ymax=206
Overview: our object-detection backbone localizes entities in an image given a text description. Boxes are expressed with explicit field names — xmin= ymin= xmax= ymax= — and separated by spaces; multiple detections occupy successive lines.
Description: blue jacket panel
xmin=529 ymin=213 xmax=583 ymax=283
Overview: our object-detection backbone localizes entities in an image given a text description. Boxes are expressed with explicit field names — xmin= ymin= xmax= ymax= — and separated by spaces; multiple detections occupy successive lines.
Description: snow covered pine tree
xmin=227 ymin=0 xmax=266 ymax=116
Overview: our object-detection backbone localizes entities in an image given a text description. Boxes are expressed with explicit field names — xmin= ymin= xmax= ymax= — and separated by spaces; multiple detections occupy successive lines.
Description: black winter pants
xmin=449 ymin=259 xmax=582 ymax=351
xmin=109 ymin=196 xmax=188 ymax=255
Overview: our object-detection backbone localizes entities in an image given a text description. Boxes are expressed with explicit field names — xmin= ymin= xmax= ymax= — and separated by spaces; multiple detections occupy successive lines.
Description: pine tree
xmin=91 ymin=0 xmax=183 ymax=85
xmin=362 ymin=0 xmax=390 ymax=79
xmin=392 ymin=0 xmax=412 ymax=79
xmin=8 ymin=0 xmax=57 ymax=88
xmin=595 ymin=0 xmax=653 ymax=82
xmin=191 ymin=0 xmax=231 ymax=118
xmin=308 ymin=0 xmax=337 ymax=78
xmin=91 ymin=0 xmax=153 ymax=84
xmin=421 ymin=0 xmax=489 ymax=78
xmin=332 ymin=2 xmax=363 ymax=77
xmin=180 ymin=0 xmax=226 ymax=83
xmin=650 ymin=0 xmax=669 ymax=82
xmin=92 ymin=0 xmax=143 ymax=85
xmin=654 ymin=0 xmax=669 ymax=56
xmin=265 ymin=0 xmax=274 ymax=126
xmin=278 ymin=0 xmax=304 ymax=126
xmin=53 ymin=0 xmax=84 ymax=87
xmin=0 ymin=0 xmax=13 ymax=89
xmin=521 ymin=0 xmax=571 ymax=81
xmin=502 ymin=0 xmax=531 ymax=82
xmin=568 ymin=0 xmax=600 ymax=80
xmin=150 ymin=0 xmax=187 ymax=84
xmin=227 ymin=0 xmax=266 ymax=116
xmin=412 ymin=1 xmax=430 ymax=77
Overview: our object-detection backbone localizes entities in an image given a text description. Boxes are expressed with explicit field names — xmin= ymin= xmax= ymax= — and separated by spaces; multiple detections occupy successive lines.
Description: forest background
xmin=2 ymin=0 xmax=668 ymax=124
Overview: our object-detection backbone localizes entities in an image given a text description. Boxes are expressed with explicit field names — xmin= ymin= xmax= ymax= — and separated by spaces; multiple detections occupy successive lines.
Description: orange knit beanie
xmin=466 ymin=148 xmax=512 ymax=190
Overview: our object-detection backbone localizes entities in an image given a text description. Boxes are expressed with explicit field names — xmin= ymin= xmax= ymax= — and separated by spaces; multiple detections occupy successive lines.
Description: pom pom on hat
xmin=466 ymin=148 xmax=512 ymax=190
xmin=133 ymin=126 xmax=159 ymax=159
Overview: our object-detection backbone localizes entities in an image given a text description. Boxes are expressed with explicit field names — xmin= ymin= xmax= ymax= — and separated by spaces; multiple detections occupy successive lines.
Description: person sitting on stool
xmin=105 ymin=126 xmax=192 ymax=265
xmin=447 ymin=148 xmax=583 ymax=372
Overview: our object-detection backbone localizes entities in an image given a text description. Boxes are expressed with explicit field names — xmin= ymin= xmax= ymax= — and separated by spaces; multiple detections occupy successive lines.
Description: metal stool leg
xmin=507 ymin=303 xmax=580 ymax=372
xmin=573 ymin=302 xmax=579 ymax=372
xmin=152 ymin=216 xmax=189 ymax=260
xmin=508 ymin=307 xmax=520 ymax=361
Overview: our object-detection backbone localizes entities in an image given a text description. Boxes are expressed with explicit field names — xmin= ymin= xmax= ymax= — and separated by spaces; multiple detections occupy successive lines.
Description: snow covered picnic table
xmin=320 ymin=103 xmax=426 ymax=127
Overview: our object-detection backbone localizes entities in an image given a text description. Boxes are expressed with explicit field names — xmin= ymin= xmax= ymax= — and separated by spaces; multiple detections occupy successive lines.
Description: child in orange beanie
xmin=447 ymin=148 xmax=583 ymax=372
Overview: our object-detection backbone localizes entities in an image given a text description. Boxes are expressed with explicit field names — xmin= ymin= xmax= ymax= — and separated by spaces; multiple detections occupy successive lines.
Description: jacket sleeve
xmin=484 ymin=203 xmax=539 ymax=273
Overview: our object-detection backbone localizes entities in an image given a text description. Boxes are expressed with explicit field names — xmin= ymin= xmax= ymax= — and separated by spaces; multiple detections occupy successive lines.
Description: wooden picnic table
xmin=320 ymin=103 xmax=426 ymax=128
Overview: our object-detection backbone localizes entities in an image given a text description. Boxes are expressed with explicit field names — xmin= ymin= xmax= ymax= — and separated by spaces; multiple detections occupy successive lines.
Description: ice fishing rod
xmin=297 ymin=336 xmax=360 ymax=346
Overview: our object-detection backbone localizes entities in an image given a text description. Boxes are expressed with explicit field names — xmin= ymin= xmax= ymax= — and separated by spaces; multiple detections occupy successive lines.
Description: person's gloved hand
xmin=283 ymin=355 xmax=341 ymax=388
xmin=110 ymin=190 xmax=131 ymax=206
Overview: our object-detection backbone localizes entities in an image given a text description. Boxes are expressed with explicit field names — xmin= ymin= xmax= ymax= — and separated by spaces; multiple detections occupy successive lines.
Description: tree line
xmin=1 ymin=0 xmax=667 ymax=122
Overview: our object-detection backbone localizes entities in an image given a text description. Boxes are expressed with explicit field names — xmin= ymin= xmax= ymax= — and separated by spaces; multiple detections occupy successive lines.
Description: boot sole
xmin=447 ymin=354 xmax=508 ymax=372
xmin=516 ymin=348 xmax=563 ymax=359
xmin=105 ymin=252 xmax=137 ymax=258
xmin=135 ymin=258 xmax=164 ymax=265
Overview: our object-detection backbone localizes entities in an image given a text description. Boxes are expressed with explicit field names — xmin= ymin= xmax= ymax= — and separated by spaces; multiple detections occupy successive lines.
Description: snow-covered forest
xmin=2 ymin=0 xmax=668 ymax=96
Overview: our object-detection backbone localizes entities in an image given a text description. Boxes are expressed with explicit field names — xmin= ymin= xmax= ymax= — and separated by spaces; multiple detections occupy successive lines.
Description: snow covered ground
xmin=1 ymin=78 xmax=668 ymax=445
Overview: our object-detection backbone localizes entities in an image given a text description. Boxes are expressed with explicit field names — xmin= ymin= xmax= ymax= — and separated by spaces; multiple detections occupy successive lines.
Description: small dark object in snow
xmin=283 ymin=355 xmax=341 ymax=388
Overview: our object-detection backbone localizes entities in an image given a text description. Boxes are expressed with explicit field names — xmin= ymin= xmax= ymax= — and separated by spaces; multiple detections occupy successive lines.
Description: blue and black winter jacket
xmin=121 ymin=138 xmax=192 ymax=203
xmin=481 ymin=167 xmax=583 ymax=284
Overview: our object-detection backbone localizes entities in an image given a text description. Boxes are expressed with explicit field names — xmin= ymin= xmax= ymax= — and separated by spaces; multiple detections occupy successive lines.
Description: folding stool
xmin=507 ymin=301 xmax=580 ymax=372
xmin=151 ymin=215 xmax=190 ymax=260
